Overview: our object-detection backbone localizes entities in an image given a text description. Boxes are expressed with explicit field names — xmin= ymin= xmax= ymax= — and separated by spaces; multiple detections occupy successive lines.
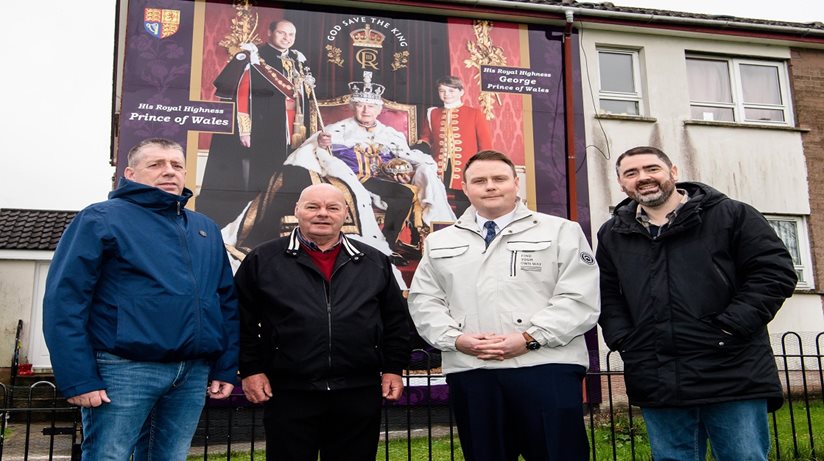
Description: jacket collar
xmin=611 ymin=182 xmax=725 ymax=235
xmin=455 ymin=201 xmax=533 ymax=234
xmin=285 ymin=228 xmax=364 ymax=262
xmin=109 ymin=177 xmax=192 ymax=214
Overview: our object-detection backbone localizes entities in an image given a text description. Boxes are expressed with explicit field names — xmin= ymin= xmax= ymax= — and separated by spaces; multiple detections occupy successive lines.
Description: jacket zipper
xmin=510 ymin=250 xmax=518 ymax=277
xmin=173 ymin=207 xmax=201 ymax=352
xmin=322 ymin=257 xmax=352 ymax=391
xmin=322 ymin=280 xmax=332 ymax=390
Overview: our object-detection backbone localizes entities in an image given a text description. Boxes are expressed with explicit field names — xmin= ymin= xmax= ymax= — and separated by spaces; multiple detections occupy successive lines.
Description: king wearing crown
xmin=234 ymin=72 xmax=455 ymax=269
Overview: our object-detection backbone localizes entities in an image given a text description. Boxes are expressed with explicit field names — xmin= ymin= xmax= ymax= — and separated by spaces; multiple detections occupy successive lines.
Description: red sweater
xmin=301 ymin=243 xmax=342 ymax=281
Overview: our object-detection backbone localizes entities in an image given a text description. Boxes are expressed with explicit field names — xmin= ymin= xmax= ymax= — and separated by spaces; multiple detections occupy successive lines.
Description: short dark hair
xmin=615 ymin=146 xmax=673 ymax=175
xmin=464 ymin=150 xmax=516 ymax=180
xmin=127 ymin=138 xmax=184 ymax=167
xmin=435 ymin=76 xmax=464 ymax=91
xmin=269 ymin=19 xmax=294 ymax=33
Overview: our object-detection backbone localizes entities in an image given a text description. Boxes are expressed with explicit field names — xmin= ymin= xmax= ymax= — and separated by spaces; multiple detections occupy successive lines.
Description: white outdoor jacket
xmin=408 ymin=202 xmax=600 ymax=374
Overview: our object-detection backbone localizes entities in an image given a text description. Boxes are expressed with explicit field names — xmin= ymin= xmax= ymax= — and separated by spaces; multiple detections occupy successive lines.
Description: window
xmin=686 ymin=56 xmax=792 ymax=125
xmin=766 ymin=215 xmax=814 ymax=289
xmin=597 ymin=48 xmax=642 ymax=116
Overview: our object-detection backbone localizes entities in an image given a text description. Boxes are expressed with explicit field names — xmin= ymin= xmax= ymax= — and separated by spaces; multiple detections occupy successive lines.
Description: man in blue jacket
xmin=43 ymin=138 xmax=239 ymax=461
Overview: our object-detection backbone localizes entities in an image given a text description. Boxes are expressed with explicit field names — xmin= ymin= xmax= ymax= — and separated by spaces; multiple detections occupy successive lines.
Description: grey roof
xmin=0 ymin=209 xmax=77 ymax=251
xmin=456 ymin=0 xmax=824 ymax=33
xmin=569 ymin=1 xmax=822 ymax=29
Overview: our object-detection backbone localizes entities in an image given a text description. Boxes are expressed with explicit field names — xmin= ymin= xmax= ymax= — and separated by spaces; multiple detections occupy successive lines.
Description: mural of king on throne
xmin=195 ymin=2 xmax=531 ymax=287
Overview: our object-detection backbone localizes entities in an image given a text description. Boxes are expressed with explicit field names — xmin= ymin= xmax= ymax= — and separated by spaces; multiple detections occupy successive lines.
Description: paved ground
xmin=1 ymin=421 xmax=79 ymax=460
xmin=0 ymin=400 xmax=455 ymax=460
xmin=1 ymin=422 xmax=457 ymax=460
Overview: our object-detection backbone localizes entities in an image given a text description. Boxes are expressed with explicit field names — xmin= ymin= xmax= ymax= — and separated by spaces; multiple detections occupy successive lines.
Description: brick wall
xmin=789 ymin=48 xmax=824 ymax=294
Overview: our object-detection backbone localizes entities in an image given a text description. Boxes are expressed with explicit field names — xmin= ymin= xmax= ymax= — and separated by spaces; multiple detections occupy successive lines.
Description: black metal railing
xmin=1 ymin=332 xmax=822 ymax=460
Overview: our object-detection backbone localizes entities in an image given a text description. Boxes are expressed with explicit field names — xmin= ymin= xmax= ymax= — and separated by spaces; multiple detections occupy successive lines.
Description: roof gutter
xmin=434 ymin=0 xmax=824 ymax=38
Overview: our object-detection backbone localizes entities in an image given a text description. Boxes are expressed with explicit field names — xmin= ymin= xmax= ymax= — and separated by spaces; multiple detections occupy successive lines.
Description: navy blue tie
xmin=483 ymin=221 xmax=497 ymax=247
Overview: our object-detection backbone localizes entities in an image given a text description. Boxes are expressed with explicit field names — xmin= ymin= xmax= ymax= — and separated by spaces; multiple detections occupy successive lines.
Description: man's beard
xmin=633 ymin=177 xmax=676 ymax=208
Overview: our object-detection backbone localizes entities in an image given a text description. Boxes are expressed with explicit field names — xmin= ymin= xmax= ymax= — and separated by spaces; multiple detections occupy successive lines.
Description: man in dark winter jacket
xmin=236 ymin=183 xmax=411 ymax=461
xmin=596 ymin=146 xmax=797 ymax=461
xmin=43 ymin=138 xmax=239 ymax=461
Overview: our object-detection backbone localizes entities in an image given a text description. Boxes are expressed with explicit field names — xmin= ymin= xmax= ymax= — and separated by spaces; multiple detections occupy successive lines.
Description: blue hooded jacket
xmin=43 ymin=178 xmax=239 ymax=398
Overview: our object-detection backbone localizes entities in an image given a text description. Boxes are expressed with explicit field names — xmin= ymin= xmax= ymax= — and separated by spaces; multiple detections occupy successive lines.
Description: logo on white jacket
xmin=520 ymin=253 xmax=543 ymax=272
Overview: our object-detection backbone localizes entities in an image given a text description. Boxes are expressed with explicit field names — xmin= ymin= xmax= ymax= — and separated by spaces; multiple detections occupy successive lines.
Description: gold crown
xmin=349 ymin=71 xmax=385 ymax=104
xmin=350 ymin=24 xmax=385 ymax=49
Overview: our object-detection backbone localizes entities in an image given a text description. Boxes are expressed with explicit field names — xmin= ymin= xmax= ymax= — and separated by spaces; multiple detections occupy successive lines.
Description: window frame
xmin=686 ymin=54 xmax=793 ymax=126
xmin=765 ymin=214 xmax=814 ymax=290
xmin=596 ymin=47 xmax=643 ymax=116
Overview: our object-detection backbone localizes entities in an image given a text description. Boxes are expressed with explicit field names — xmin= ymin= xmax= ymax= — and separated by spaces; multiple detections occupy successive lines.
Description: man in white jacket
xmin=408 ymin=150 xmax=600 ymax=461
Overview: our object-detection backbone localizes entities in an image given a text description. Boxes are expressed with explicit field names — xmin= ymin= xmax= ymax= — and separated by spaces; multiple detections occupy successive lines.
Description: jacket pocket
xmin=505 ymin=240 xmax=553 ymax=251
xmin=505 ymin=240 xmax=554 ymax=278
xmin=430 ymin=245 xmax=470 ymax=259
xmin=198 ymin=294 xmax=227 ymax=356
xmin=500 ymin=311 xmax=531 ymax=332
xmin=115 ymin=295 xmax=195 ymax=360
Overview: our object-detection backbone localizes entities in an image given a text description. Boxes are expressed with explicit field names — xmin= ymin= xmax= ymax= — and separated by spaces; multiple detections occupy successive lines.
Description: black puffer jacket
xmin=236 ymin=230 xmax=411 ymax=391
xmin=596 ymin=182 xmax=797 ymax=411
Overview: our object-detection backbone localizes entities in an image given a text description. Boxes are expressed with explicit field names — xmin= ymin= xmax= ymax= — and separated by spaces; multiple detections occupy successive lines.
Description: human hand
xmin=240 ymin=134 xmax=251 ymax=148
xmin=381 ymin=373 xmax=404 ymax=401
xmin=481 ymin=333 xmax=530 ymax=359
xmin=455 ymin=333 xmax=506 ymax=361
xmin=241 ymin=373 xmax=273 ymax=403
xmin=67 ymin=389 xmax=111 ymax=408
xmin=317 ymin=132 xmax=332 ymax=149
xmin=208 ymin=380 xmax=234 ymax=399
xmin=391 ymin=172 xmax=412 ymax=184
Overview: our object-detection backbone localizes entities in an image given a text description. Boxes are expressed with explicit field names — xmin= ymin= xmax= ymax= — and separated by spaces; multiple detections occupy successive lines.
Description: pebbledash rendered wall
xmin=576 ymin=22 xmax=824 ymax=367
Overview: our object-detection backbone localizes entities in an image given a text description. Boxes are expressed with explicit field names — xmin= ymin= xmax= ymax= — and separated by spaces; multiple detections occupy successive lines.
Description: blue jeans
xmin=80 ymin=352 xmax=210 ymax=461
xmin=642 ymin=399 xmax=770 ymax=461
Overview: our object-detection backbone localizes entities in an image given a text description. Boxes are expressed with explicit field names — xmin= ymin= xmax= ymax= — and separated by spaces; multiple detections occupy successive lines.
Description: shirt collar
xmin=296 ymin=229 xmax=342 ymax=253
xmin=475 ymin=205 xmax=518 ymax=234
xmin=635 ymin=188 xmax=690 ymax=228
xmin=443 ymin=101 xmax=463 ymax=110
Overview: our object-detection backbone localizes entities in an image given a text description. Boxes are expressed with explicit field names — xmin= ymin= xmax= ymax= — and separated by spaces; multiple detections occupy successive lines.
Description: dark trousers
xmin=362 ymin=178 xmax=414 ymax=248
xmin=447 ymin=364 xmax=589 ymax=461
xmin=262 ymin=385 xmax=382 ymax=461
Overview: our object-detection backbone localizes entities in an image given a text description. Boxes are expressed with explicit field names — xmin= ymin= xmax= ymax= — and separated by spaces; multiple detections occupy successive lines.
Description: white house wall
xmin=580 ymin=26 xmax=821 ymax=359
xmin=0 ymin=261 xmax=38 ymax=366
xmin=579 ymin=27 xmax=809 ymax=215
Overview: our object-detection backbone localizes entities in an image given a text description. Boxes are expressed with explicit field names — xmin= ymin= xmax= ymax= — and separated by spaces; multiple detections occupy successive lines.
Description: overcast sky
xmin=599 ymin=0 xmax=824 ymax=24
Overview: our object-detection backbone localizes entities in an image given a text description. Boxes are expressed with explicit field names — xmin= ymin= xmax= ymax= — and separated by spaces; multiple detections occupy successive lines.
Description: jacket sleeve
xmin=234 ymin=251 xmax=270 ymax=378
xmin=377 ymin=255 xmax=412 ymax=375
xmin=209 ymin=245 xmax=240 ymax=383
xmin=714 ymin=203 xmax=798 ymax=336
xmin=42 ymin=209 xmax=108 ymax=398
xmin=407 ymin=242 xmax=464 ymax=351
xmin=595 ymin=221 xmax=635 ymax=351
xmin=526 ymin=221 xmax=601 ymax=348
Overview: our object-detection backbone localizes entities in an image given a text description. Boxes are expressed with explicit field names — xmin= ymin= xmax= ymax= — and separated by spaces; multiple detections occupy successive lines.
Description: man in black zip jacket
xmin=235 ymin=183 xmax=410 ymax=461
xmin=596 ymin=146 xmax=797 ymax=461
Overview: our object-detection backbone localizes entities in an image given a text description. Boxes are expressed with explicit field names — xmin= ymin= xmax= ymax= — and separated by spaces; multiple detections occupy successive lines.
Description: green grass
xmin=769 ymin=399 xmax=824 ymax=460
xmin=188 ymin=399 xmax=824 ymax=461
